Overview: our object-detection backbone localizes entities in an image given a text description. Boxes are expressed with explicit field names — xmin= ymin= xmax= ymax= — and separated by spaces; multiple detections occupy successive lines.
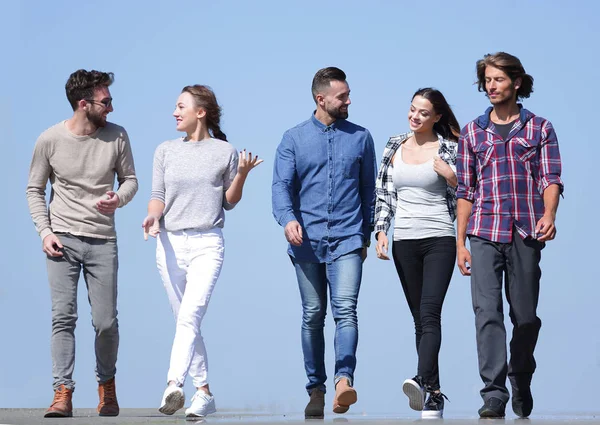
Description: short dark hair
xmin=311 ymin=67 xmax=347 ymax=102
xmin=476 ymin=52 xmax=534 ymax=100
xmin=65 ymin=69 xmax=114 ymax=111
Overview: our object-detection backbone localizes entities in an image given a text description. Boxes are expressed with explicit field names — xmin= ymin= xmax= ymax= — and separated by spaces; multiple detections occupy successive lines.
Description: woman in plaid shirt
xmin=374 ymin=88 xmax=459 ymax=419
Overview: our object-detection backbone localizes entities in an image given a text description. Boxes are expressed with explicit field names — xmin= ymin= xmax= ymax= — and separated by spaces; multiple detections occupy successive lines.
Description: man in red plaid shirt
xmin=456 ymin=52 xmax=563 ymax=419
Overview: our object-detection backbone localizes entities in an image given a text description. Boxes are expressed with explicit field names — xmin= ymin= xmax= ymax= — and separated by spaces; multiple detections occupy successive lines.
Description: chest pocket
xmin=342 ymin=155 xmax=360 ymax=179
xmin=512 ymin=137 xmax=539 ymax=162
xmin=473 ymin=139 xmax=494 ymax=168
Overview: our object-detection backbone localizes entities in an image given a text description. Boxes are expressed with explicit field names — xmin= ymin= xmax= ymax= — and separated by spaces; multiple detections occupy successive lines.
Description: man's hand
xmin=97 ymin=191 xmax=119 ymax=215
xmin=43 ymin=233 xmax=63 ymax=257
xmin=142 ymin=215 xmax=161 ymax=240
xmin=457 ymin=245 xmax=472 ymax=276
xmin=375 ymin=232 xmax=390 ymax=260
xmin=284 ymin=220 xmax=303 ymax=246
xmin=535 ymin=214 xmax=556 ymax=242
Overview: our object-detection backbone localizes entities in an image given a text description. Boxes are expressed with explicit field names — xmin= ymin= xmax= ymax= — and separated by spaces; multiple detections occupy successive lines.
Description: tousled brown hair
xmin=182 ymin=85 xmax=227 ymax=141
xmin=65 ymin=69 xmax=114 ymax=111
xmin=476 ymin=52 xmax=534 ymax=100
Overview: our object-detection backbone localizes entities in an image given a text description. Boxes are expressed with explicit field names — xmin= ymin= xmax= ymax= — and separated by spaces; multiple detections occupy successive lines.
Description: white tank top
xmin=392 ymin=145 xmax=455 ymax=241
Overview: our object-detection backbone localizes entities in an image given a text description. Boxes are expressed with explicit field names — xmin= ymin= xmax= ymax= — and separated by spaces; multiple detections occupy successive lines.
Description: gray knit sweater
xmin=151 ymin=137 xmax=239 ymax=232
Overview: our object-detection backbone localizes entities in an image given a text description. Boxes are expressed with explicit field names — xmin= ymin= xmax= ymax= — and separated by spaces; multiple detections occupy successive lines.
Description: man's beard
xmin=327 ymin=106 xmax=349 ymax=120
xmin=86 ymin=109 xmax=107 ymax=128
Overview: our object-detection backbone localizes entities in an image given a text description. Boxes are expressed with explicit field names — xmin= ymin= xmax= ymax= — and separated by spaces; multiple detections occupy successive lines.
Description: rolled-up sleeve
xmin=537 ymin=120 xmax=564 ymax=195
xmin=456 ymin=126 xmax=476 ymax=202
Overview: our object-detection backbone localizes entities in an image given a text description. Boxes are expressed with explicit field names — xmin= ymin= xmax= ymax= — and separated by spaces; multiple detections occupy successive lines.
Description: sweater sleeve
xmin=222 ymin=148 xmax=239 ymax=211
xmin=150 ymin=144 xmax=166 ymax=203
xmin=115 ymin=129 xmax=138 ymax=207
xmin=26 ymin=136 xmax=53 ymax=240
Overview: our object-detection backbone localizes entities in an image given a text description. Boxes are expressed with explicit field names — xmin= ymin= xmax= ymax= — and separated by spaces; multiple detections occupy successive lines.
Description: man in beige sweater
xmin=26 ymin=70 xmax=138 ymax=418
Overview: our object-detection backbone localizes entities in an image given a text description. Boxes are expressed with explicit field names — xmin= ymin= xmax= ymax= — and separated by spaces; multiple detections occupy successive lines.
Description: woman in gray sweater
xmin=142 ymin=85 xmax=262 ymax=418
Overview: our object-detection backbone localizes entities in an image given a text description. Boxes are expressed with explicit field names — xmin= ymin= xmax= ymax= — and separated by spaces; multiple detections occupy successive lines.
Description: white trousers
xmin=156 ymin=228 xmax=224 ymax=388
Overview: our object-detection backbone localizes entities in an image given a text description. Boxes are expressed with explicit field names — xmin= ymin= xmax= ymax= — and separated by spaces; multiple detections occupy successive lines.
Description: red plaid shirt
xmin=456 ymin=106 xmax=564 ymax=243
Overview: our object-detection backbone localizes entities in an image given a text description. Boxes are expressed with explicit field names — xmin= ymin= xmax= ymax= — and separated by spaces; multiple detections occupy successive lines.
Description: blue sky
xmin=1 ymin=0 xmax=597 ymax=418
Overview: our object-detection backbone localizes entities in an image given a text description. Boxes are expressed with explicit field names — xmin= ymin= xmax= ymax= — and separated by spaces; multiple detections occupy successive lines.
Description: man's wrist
xmin=40 ymin=228 xmax=53 ymax=241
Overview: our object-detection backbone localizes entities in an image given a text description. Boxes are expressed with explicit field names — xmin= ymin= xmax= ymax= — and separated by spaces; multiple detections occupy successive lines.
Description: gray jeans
xmin=469 ymin=228 xmax=544 ymax=404
xmin=46 ymin=233 xmax=119 ymax=390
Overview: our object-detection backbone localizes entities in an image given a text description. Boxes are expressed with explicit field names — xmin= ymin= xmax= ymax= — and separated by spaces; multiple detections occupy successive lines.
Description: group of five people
xmin=26 ymin=51 xmax=563 ymax=420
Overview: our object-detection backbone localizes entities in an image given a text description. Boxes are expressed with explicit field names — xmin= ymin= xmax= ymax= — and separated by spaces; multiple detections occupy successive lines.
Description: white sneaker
xmin=402 ymin=376 xmax=425 ymax=411
xmin=185 ymin=391 xmax=216 ymax=418
xmin=159 ymin=385 xmax=185 ymax=415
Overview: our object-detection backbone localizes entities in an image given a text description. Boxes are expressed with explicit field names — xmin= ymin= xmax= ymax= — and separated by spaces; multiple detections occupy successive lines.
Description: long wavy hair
xmin=412 ymin=88 xmax=460 ymax=141
xmin=476 ymin=52 xmax=534 ymax=100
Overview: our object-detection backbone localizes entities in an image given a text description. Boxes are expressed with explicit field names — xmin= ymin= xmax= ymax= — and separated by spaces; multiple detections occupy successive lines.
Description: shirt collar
xmin=476 ymin=103 xmax=533 ymax=129
xmin=310 ymin=111 xmax=342 ymax=131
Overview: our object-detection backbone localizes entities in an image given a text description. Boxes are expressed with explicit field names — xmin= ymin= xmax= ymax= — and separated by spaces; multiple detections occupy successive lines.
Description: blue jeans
xmin=292 ymin=249 xmax=363 ymax=394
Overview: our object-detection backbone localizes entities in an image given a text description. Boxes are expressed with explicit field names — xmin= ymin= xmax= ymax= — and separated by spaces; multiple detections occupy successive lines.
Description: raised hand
xmin=238 ymin=149 xmax=264 ymax=176
xmin=433 ymin=155 xmax=453 ymax=180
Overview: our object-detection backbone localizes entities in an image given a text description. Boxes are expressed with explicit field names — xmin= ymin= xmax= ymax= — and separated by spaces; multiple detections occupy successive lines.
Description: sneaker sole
xmin=422 ymin=410 xmax=443 ymax=419
xmin=185 ymin=405 xmax=216 ymax=418
xmin=478 ymin=409 xmax=505 ymax=419
xmin=159 ymin=391 xmax=185 ymax=415
xmin=402 ymin=379 xmax=424 ymax=411
xmin=44 ymin=411 xmax=73 ymax=418
xmin=333 ymin=388 xmax=357 ymax=414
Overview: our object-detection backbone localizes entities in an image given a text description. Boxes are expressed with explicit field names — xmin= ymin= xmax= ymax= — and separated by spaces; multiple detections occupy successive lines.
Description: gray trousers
xmin=46 ymin=233 xmax=119 ymax=390
xmin=469 ymin=228 xmax=544 ymax=404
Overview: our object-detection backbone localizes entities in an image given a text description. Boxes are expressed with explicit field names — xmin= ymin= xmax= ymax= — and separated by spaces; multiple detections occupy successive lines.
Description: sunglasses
xmin=85 ymin=97 xmax=113 ymax=108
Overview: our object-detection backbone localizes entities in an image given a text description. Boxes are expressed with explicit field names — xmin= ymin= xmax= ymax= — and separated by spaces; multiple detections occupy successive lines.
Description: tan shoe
xmin=304 ymin=389 xmax=325 ymax=418
xmin=97 ymin=377 xmax=120 ymax=416
xmin=332 ymin=378 xmax=357 ymax=414
xmin=44 ymin=385 xmax=73 ymax=417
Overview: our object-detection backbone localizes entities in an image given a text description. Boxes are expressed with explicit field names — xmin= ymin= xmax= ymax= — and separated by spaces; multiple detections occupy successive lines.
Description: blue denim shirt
xmin=272 ymin=114 xmax=377 ymax=263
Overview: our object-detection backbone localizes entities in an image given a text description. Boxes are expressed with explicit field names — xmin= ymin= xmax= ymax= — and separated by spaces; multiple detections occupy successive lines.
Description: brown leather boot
xmin=97 ymin=377 xmax=120 ymax=416
xmin=304 ymin=389 xmax=325 ymax=418
xmin=333 ymin=378 xmax=357 ymax=414
xmin=44 ymin=385 xmax=73 ymax=417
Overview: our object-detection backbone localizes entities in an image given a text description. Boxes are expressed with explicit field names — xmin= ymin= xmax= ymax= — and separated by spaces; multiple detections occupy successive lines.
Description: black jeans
xmin=392 ymin=236 xmax=456 ymax=390
xmin=469 ymin=228 xmax=544 ymax=404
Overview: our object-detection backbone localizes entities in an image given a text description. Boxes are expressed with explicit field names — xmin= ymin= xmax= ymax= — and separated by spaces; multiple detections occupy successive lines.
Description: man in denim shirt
xmin=272 ymin=67 xmax=376 ymax=418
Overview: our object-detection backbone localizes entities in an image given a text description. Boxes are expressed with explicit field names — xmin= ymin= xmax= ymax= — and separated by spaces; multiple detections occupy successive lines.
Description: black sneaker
xmin=478 ymin=397 xmax=506 ymax=418
xmin=510 ymin=378 xmax=533 ymax=418
xmin=422 ymin=391 xmax=448 ymax=419
xmin=402 ymin=376 xmax=425 ymax=411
